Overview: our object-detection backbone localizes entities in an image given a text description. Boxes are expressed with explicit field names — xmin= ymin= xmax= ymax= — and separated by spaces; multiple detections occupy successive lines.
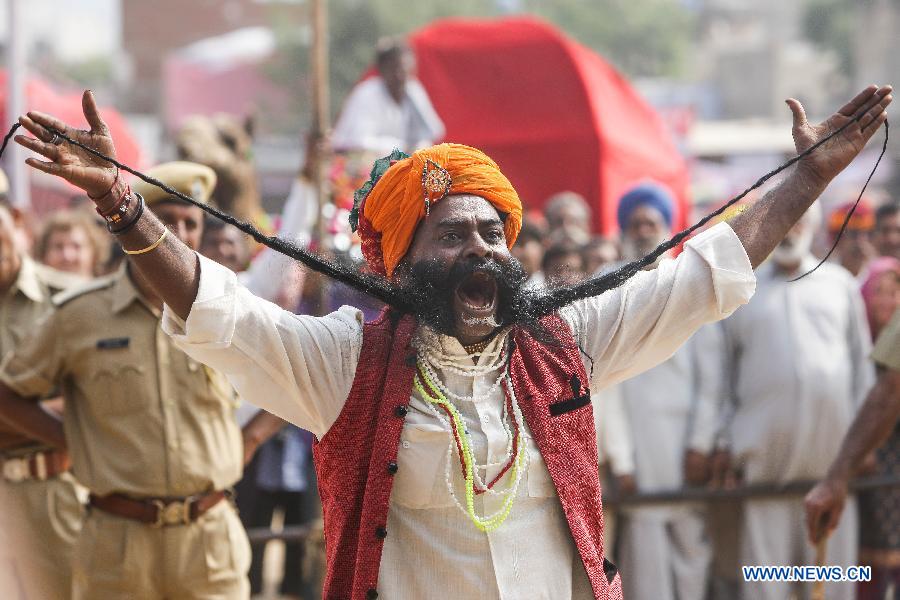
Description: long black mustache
xmin=0 ymin=111 xmax=886 ymax=319
xmin=396 ymin=257 xmax=526 ymax=335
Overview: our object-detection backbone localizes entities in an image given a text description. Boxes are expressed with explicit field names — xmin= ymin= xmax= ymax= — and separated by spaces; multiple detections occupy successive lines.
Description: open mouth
xmin=455 ymin=271 xmax=498 ymax=314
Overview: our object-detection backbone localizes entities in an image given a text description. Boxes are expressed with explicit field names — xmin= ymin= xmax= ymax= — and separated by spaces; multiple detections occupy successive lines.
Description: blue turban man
xmin=617 ymin=181 xmax=675 ymax=264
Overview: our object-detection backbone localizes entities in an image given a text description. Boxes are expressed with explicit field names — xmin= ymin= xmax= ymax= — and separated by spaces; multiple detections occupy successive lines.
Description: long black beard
xmin=395 ymin=257 xmax=527 ymax=336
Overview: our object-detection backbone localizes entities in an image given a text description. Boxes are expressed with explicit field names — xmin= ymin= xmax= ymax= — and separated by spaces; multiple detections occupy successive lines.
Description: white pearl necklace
xmin=418 ymin=357 xmax=506 ymax=404
xmin=424 ymin=374 xmax=529 ymax=514
xmin=413 ymin=329 xmax=529 ymax=513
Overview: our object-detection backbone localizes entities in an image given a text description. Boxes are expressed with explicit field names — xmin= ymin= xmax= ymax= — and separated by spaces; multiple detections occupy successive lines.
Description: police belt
xmin=1 ymin=449 xmax=69 ymax=482
xmin=89 ymin=490 xmax=229 ymax=527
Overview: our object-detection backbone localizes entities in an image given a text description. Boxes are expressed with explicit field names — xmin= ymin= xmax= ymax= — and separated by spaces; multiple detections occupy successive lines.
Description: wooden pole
xmin=311 ymin=0 xmax=330 ymax=136
xmin=810 ymin=535 xmax=828 ymax=600
xmin=310 ymin=0 xmax=330 ymax=314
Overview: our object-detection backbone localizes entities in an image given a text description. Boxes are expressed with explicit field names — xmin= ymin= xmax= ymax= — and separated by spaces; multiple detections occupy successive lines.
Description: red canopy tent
xmin=406 ymin=17 xmax=690 ymax=235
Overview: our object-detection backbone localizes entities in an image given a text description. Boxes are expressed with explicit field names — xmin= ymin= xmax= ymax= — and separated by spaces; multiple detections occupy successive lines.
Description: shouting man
xmin=8 ymin=85 xmax=892 ymax=599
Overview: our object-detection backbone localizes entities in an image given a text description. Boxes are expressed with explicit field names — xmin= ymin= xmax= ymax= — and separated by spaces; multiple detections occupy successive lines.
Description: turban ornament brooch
xmin=421 ymin=159 xmax=452 ymax=216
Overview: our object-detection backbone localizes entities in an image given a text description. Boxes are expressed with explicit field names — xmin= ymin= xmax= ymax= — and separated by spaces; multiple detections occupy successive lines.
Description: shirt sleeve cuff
xmin=162 ymin=253 xmax=239 ymax=349
xmin=684 ymin=222 xmax=756 ymax=317
xmin=0 ymin=354 xmax=54 ymax=399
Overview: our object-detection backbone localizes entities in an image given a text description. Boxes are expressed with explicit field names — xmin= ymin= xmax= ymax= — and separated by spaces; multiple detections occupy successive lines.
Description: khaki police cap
xmin=0 ymin=167 xmax=9 ymax=196
xmin=132 ymin=161 xmax=216 ymax=207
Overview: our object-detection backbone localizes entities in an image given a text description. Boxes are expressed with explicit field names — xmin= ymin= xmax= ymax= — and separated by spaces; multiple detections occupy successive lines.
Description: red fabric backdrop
xmin=405 ymin=17 xmax=689 ymax=234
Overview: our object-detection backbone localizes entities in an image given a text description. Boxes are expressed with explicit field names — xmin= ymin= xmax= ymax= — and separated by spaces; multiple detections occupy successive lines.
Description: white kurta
xmin=162 ymin=223 xmax=755 ymax=599
xmin=722 ymin=257 xmax=873 ymax=600
xmin=235 ymin=178 xmax=317 ymax=425
xmin=332 ymin=76 xmax=445 ymax=155
xmin=618 ymin=324 xmax=725 ymax=600
xmin=594 ymin=385 xmax=635 ymax=477
xmin=622 ymin=323 xmax=725 ymax=497
xmin=723 ymin=257 xmax=874 ymax=482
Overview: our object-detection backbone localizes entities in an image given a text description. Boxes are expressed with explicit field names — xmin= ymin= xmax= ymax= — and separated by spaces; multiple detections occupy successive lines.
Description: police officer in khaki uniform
xmin=0 ymin=162 xmax=278 ymax=599
xmin=0 ymin=168 xmax=85 ymax=600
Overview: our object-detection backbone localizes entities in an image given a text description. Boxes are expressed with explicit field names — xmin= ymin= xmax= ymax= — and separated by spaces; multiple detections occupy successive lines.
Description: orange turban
xmin=351 ymin=143 xmax=522 ymax=277
xmin=828 ymin=200 xmax=874 ymax=235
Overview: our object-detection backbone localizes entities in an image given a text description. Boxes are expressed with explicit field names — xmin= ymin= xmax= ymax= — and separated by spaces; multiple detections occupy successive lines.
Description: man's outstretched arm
xmin=14 ymin=91 xmax=200 ymax=319
xmin=13 ymin=93 xmax=359 ymax=441
xmin=729 ymin=84 xmax=891 ymax=268
xmin=804 ymin=366 xmax=900 ymax=543
xmin=13 ymin=87 xmax=892 ymax=319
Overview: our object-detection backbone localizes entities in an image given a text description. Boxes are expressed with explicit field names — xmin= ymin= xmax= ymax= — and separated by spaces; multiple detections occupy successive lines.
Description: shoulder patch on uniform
xmin=51 ymin=276 xmax=115 ymax=307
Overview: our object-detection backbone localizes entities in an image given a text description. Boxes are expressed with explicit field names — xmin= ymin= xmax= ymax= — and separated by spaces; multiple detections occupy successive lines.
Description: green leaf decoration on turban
xmin=349 ymin=148 xmax=410 ymax=233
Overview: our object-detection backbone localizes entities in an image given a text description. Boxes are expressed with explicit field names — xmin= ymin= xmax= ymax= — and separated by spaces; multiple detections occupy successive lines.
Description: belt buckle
xmin=2 ymin=458 xmax=28 ymax=483
xmin=151 ymin=497 xmax=194 ymax=528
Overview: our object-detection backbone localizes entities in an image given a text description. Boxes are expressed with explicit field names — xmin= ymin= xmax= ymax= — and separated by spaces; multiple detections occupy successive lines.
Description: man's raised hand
xmin=14 ymin=90 xmax=118 ymax=200
xmin=789 ymin=84 xmax=892 ymax=186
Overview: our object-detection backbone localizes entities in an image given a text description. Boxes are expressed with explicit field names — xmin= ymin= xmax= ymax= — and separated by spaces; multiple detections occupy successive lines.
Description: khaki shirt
xmin=0 ymin=256 xmax=83 ymax=454
xmin=0 ymin=263 xmax=242 ymax=497
xmin=873 ymin=310 xmax=900 ymax=371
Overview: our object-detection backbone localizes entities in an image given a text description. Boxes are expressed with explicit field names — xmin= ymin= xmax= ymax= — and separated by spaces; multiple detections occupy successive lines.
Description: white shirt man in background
xmin=722 ymin=204 xmax=875 ymax=600
xmin=332 ymin=37 xmax=445 ymax=155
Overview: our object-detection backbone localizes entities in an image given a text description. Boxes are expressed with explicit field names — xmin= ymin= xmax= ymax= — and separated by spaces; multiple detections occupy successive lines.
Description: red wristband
xmin=96 ymin=183 xmax=132 ymax=226
xmin=88 ymin=168 xmax=120 ymax=201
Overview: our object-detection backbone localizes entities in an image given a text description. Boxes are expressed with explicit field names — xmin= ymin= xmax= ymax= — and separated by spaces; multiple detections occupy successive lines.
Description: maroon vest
xmin=313 ymin=310 xmax=624 ymax=599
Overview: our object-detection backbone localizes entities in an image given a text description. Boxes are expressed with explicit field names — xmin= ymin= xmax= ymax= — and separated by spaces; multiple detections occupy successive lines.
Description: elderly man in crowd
xmin=7 ymin=85 xmax=892 ymax=599
xmin=614 ymin=182 xmax=723 ymax=600
xmin=543 ymin=190 xmax=593 ymax=244
xmin=722 ymin=203 xmax=875 ymax=600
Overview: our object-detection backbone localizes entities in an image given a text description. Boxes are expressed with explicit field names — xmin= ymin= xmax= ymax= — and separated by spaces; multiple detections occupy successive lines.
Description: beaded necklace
xmin=418 ymin=365 xmax=521 ymax=493
xmin=413 ymin=358 xmax=527 ymax=532
xmin=418 ymin=331 xmax=515 ymax=470
xmin=418 ymin=357 xmax=506 ymax=405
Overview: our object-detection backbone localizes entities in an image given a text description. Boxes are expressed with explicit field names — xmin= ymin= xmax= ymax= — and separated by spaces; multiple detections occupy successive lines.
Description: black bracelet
xmin=109 ymin=192 xmax=145 ymax=235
